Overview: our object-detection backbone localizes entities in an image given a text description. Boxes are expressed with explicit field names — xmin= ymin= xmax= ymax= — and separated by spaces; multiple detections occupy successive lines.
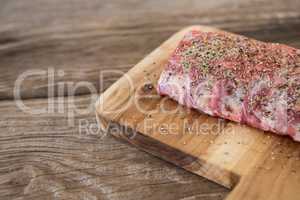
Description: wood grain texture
xmin=1 ymin=1 xmax=300 ymax=199
xmin=96 ymin=25 xmax=300 ymax=200
xmin=0 ymin=0 xmax=300 ymax=100
xmin=0 ymin=95 xmax=228 ymax=200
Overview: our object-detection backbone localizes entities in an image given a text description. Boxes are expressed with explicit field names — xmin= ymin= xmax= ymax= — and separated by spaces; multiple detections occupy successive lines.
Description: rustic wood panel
xmin=1 ymin=1 xmax=300 ymax=199
xmin=0 ymin=95 xmax=228 ymax=200
xmin=0 ymin=0 xmax=300 ymax=100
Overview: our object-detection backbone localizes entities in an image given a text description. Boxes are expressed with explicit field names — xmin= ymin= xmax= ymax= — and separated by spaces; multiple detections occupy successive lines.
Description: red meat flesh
xmin=157 ymin=30 xmax=300 ymax=141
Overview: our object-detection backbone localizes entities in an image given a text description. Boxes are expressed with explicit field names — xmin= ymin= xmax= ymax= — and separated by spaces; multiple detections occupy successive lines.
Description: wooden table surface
xmin=0 ymin=1 xmax=299 ymax=199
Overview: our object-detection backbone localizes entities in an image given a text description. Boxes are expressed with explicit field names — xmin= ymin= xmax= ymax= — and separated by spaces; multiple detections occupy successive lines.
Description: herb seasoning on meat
xmin=158 ymin=30 xmax=300 ymax=141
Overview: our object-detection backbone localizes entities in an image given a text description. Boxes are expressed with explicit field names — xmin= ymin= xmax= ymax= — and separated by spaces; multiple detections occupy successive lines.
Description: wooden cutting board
xmin=96 ymin=25 xmax=300 ymax=200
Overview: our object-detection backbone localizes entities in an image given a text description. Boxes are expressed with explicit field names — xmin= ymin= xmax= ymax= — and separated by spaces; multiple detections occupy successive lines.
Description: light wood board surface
xmin=96 ymin=25 xmax=300 ymax=200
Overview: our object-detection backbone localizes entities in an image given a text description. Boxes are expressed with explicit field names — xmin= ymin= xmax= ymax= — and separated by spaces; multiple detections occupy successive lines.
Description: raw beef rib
xmin=157 ymin=29 xmax=300 ymax=141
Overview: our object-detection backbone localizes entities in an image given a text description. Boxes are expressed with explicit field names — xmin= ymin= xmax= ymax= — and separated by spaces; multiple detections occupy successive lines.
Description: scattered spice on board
xmin=143 ymin=83 xmax=154 ymax=92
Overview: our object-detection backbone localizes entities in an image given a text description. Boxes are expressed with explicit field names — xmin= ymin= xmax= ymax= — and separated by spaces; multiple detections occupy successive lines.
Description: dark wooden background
xmin=0 ymin=0 xmax=299 ymax=199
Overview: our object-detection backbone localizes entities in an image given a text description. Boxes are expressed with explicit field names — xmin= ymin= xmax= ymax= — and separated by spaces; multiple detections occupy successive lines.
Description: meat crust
xmin=158 ymin=30 xmax=300 ymax=141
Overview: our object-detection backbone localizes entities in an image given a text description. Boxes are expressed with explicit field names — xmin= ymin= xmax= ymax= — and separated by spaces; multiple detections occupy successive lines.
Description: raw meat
xmin=157 ymin=29 xmax=300 ymax=141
